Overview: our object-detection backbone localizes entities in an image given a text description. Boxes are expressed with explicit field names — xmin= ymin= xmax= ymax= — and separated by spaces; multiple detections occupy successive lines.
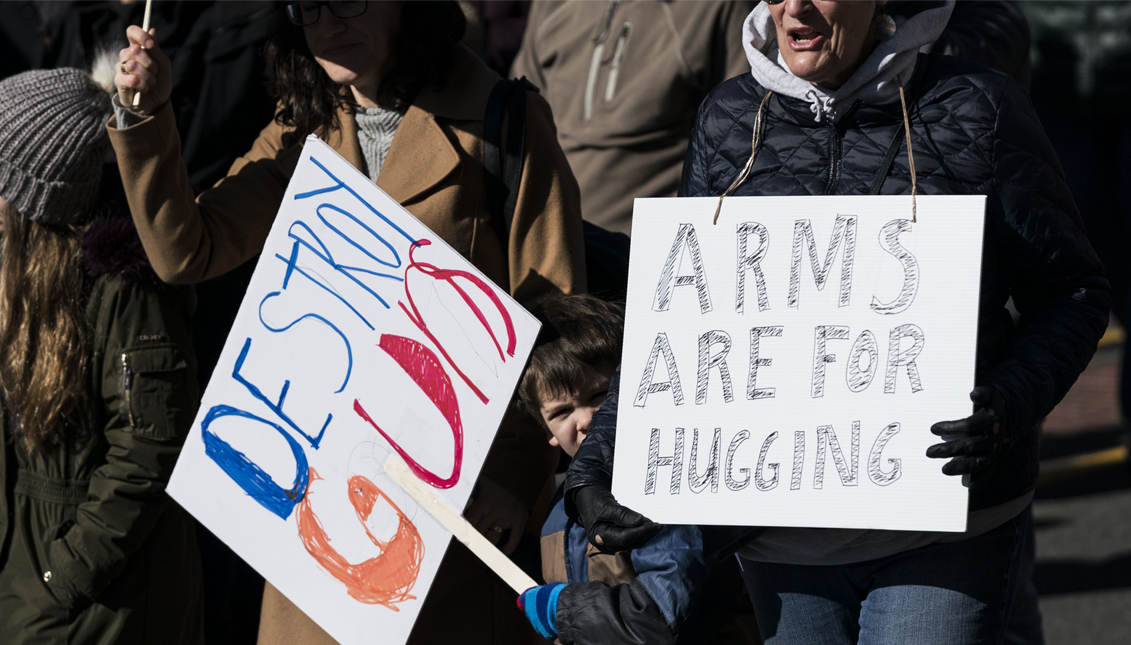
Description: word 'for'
xmin=635 ymin=323 xmax=924 ymax=407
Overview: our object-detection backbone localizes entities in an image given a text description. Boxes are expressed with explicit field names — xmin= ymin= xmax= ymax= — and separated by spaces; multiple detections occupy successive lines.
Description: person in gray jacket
xmin=512 ymin=0 xmax=755 ymax=235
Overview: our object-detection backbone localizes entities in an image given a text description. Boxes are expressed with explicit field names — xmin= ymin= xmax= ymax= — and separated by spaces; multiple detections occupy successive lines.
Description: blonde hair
xmin=0 ymin=204 xmax=90 ymax=450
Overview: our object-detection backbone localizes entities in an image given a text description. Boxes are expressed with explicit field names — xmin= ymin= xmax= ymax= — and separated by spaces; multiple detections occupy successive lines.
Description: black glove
xmin=572 ymin=485 xmax=663 ymax=554
xmin=926 ymin=386 xmax=1010 ymax=476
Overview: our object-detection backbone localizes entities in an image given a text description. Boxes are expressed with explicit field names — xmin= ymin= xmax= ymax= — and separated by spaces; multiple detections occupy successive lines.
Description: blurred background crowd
xmin=1 ymin=1 xmax=1129 ymax=643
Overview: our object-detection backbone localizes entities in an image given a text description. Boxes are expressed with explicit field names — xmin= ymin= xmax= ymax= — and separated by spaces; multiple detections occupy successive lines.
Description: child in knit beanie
xmin=0 ymin=68 xmax=205 ymax=643
xmin=0 ymin=68 xmax=113 ymax=225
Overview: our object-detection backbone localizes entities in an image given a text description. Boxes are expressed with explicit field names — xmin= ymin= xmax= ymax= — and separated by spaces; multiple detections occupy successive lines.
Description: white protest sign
xmin=167 ymin=136 xmax=540 ymax=645
xmin=611 ymin=196 xmax=985 ymax=533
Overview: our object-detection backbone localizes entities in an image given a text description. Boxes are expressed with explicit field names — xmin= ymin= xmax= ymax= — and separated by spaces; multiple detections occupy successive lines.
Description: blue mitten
xmin=517 ymin=582 xmax=565 ymax=639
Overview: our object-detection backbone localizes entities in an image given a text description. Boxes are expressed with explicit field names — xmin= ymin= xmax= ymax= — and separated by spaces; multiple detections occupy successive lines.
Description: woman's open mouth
xmin=787 ymin=27 xmax=825 ymax=50
xmin=320 ymin=42 xmax=361 ymax=57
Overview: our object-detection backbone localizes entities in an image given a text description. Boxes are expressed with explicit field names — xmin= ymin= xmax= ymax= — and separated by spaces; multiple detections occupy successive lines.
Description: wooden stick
xmin=132 ymin=0 xmax=153 ymax=109
xmin=384 ymin=455 xmax=537 ymax=594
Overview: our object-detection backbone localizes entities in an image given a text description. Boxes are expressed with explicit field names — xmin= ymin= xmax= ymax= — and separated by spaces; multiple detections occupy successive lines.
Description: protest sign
xmin=611 ymin=196 xmax=985 ymax=533
xmin=167 ymin=136 xmax=540 ymax=645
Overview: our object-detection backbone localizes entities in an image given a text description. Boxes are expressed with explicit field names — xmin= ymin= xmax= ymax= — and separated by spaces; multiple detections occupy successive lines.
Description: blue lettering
xmin=258 ymin=291 xmax=353 ymax=393
xmin=295 ymin=155 xmax=418 ymax=247
xmin=201 ymin=405 xmax=310 ymax=520
xmin=232 ymin=337 xmax=331 ymax=449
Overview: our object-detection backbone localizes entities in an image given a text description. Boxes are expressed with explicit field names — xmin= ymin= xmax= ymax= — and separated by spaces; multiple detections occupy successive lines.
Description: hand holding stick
xmin=114 ymin=9 xmax=171 ymax=116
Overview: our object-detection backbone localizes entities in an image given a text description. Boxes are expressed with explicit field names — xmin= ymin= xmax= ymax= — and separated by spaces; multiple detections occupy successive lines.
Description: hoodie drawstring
xmin=804 ymin=89 xmax=835 ymax=123
xmin=713 ymin=87 xmax=917 ymax=225
xmin=714 ymin=91 xmax=774 ymax=225
xmin=898 ymin=85 xmax=917 ymax=222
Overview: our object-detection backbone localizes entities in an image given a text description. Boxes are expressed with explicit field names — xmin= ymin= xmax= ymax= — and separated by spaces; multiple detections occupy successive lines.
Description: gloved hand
xmin=517 ymin=582 xmax=566 ymax=640
xmin=927 ymin=386 xmax=1011 ymax=475
xmin=572 ymin=485 xmax=662 ymax=554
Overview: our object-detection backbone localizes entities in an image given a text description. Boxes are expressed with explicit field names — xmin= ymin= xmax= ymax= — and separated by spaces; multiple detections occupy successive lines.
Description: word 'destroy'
xmin=612 ymin=196 xmax=985 ymax=533
xmin=167 ymin=137 xmax=540 ymax=645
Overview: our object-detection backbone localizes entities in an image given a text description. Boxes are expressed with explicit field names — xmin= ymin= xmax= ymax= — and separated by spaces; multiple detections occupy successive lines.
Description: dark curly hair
xmin=266 ymin=1 xmax=467 ymax=140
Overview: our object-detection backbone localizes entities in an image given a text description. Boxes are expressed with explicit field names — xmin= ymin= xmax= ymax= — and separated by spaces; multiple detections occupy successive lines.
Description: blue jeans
xmin=738 ymin=506 xmax=1032 ymax=645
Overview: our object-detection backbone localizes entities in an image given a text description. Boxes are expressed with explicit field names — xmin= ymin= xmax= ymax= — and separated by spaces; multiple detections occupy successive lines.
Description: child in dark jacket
xmin=0 ymin=68 xmax=202 ymax=644
xmin=514 ymin=295 xmax=758 ymax=645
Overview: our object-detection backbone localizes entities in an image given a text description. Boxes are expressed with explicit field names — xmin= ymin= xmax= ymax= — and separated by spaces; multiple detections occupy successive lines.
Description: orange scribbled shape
xmin=296 ymin=469 xmax=424 ymax=608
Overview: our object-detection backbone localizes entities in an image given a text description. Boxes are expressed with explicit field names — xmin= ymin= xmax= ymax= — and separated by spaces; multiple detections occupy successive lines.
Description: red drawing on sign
xmin=399 ymin=240 xmax=517 ymax=404
xmin=354 ymin=334 xmax=464 ymax=489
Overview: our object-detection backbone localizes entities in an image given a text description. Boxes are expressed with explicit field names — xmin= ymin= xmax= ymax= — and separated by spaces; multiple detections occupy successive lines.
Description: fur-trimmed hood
xmin=81 ymin=213 xmax=152 ymax=279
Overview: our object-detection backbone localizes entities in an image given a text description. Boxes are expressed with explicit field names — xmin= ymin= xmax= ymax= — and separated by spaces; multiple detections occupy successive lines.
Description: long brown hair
xmin=0 ymin=205 xmax=90 ymax=450
xmin=266 ymin=1 xmax=467 ymax=140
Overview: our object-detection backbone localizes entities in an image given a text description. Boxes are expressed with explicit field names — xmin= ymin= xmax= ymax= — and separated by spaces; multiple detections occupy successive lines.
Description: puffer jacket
xmin=568 ymin=53 xmax=1111 ymax=515
xmin=0 ymin=215 xmax=202 ymax=644
xmin=542 ymin=489 xmax=757 ymax=644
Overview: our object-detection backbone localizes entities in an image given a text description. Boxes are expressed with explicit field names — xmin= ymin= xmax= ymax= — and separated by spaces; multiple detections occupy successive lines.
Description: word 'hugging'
xmin=644 ymin=422 xmax=902 ymax=495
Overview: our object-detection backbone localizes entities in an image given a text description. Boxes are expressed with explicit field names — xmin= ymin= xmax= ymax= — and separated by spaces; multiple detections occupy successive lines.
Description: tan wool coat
xmin=108 ymin=47 xmax=585 ymax=645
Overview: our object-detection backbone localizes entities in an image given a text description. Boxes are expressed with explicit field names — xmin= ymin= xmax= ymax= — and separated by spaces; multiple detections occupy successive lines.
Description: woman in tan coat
xmin=111 ymin=2 xmax=585 ymax=643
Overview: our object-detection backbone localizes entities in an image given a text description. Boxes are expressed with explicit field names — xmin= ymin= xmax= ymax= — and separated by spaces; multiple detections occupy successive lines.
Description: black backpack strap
xmin=870 ymin=54 xmax=931 ymax=195
xmin=484 ymin=77 xmax=533 ymax=248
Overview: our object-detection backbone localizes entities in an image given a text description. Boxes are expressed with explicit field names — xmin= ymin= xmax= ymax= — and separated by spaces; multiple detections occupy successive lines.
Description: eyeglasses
xmin=284 ymin=1 xmax=368 ymax=26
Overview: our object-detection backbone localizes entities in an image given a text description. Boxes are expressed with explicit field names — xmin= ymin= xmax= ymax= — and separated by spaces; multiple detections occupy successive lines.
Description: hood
xmin=742 ymin=0 xmax=955 ymax=123
xmin=82 ymin=211 xmax=152 ymax=280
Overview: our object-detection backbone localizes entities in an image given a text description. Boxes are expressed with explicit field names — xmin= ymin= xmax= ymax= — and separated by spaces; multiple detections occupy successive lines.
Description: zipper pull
xmin=121 ymin=353 xmax=135 ymax=427
xmin=606 ymin=22 xmax=632 ymax=102
xmin=594 ymin=0 xmax=620 ymax=44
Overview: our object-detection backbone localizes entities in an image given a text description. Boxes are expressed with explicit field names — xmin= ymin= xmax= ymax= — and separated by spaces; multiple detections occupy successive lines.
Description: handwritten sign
xmin=611 ymin=196 xmax=985 ymax=533
xmin=167 ymin=137 xmax=540 ymax=645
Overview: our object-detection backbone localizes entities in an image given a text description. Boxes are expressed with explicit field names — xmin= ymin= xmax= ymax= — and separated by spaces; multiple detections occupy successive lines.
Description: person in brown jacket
xmin=110 ymin=2 xmax=585 ymax=644
xmin=511 ymin=0 xmax=755 ymax=235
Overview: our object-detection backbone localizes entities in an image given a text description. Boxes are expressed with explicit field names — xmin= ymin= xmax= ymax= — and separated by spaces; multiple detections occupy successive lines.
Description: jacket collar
xmin=413 ymin=45 xmax=499 ymax=121
xmin=332 ymin=46 xmax=500 ymax=205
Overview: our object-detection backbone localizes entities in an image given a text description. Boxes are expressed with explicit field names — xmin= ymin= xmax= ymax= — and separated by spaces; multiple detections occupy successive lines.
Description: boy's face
xmin=538 ymin=371 xmax=612 ymax=458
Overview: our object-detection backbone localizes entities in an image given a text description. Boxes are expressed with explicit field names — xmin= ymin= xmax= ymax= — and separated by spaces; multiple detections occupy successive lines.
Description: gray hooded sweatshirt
xmin=741 ymin=0 xmax=955 ymax=123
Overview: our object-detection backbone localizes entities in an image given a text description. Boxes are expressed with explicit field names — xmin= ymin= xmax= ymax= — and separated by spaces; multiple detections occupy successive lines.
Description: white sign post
xmin=612 ymin=196 xmax=985 ymax=533
xmin=167 ymin=137 xmax=541 ymax=645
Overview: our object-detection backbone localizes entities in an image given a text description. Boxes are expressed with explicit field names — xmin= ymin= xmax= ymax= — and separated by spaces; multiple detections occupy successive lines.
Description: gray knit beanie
xmin=0 ymin=68 xmax=114 ymax=226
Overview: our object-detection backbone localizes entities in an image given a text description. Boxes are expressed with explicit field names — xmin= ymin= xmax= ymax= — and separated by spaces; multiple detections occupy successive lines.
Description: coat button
xmin=43 ymin=571 xmax=52 ymax=582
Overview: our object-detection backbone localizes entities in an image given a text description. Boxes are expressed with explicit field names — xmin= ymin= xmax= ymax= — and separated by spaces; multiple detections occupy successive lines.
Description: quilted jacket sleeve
xmin=556 ymin=577 xmax=676 ymax=645
xmin=979 ymin=79 xmax=1111 ymax=435
xmin=47 ymin=276 xmax=198 ymax=603
xmin=931 ymin=0 xmax=1031 ymax=85
xmin=563 ymin=366 xmax=621 ymax=518
xmin=679 ymin=96 xmax=715 ymax=199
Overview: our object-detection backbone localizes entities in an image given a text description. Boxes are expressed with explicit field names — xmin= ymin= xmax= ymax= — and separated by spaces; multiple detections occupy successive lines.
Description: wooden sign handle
xmin=384 ymin=456 xmax=537 ymax=594
xmin=132 ymin=0 xmax=153 ymax=109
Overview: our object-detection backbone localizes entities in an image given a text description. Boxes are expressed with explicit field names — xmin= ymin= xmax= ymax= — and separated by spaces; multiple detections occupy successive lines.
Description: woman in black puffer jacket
xmin=565 ymin=1 xmax=1110 ymax=643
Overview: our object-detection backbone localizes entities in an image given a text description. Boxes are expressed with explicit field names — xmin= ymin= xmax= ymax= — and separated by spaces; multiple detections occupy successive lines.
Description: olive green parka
xmin=0 ymin=217 xmax=203 ymax=644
